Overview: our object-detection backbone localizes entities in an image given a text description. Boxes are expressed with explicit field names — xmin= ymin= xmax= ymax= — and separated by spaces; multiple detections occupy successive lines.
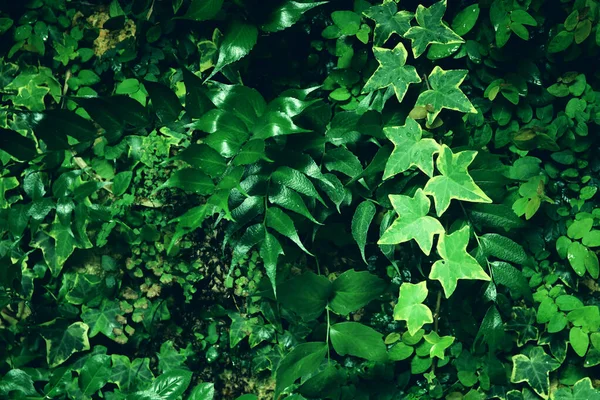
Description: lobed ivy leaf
xmin=423 ymin=145 xmax=492 ymax=217
xmin=403 ymin=0 xmax=464 ymax=58
xmin=553 ymin=377 xmax=600 ymax=400
xmin=429 ymin=226 xmax=490 ymax=298
xmin=510 ymin=347 xmax=560 ymax=399
xmin=363 ymin=2 xmax=413 ymax=46
xmin=383 ymin=117 xmax=440 ymax=179
xmin=362 ymin=43 xmax=421 ymax=103
xmin=79 ymin=354 xmax=111 ymax=396
xmin=379 ymin=188 xmax=444 ymax=256
xmin=415 ymin=66 xmax=477 ymax=125
xmin=40 ymin=320 xmax=91 ymax=368
xmin=393 ymin=281 xmax=433 ymax=335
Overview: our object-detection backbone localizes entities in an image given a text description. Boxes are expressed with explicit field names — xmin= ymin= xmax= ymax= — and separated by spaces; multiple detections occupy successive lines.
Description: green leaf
xmin=378 ymin=188 xmax=444 ymax=256
xmin=467 ymin=203 xmax=525 ymax=230
xmin=393 ymin=281 xmax=433 ymax=335
xmin=269 ymin=184 xmax=320 ymax=224
xmin=80 ymin=354 xmax=111 ymax=396
xmin=188 ymin=383 xmax=215 ymax=400
xmin=262 ymin=1 xmax=327 ymax=32
xmin=553 ymin=378 xmax=600 ymax=400
xmin=275 ymin=342 xmax=327 ymax=399
xmin=113 ymin=171 xmax=133 ymax=196
xmin=260 ymin=232 xmax=284 ymax=297
xmin=81 ymin=299 xmax=124 ymax=340
xmin=332 ymin=11 xmax=361 ymax=35
xmin=510 ymin=347 xmax=560 ymax=399
xmin=423 ymin=145 xmax=492 ymax=217
xmin=253 ymin=111 xmax=310 ymax=139
xmin=567 ymin=218 xmax=593 ymax=240
xmin=548 ymin=31 xmax=573 ymax=53
xmin=330 ymin=322 xmax=387 ymax=362
xmin=429 ymin=226 xmax=490 ymax=298
xmin=144 ymin=81 xmax=183 ymax=124
xmin=209 ymin=22 xmax=258 ymax=79
xmin=415 ymin=67 xmax=477 ymax=125
xmin=271 ymin=166 xmax=325 ymax=205
xmin=323 ymin=147 xmax=363 ymax=178
xmin=570 ymin=327 xmax=589 ymax=357
xmin=403 ymin=0 xmax=464 ymax=58
xmin=181 ymin=0 xmax=223 ymax=21
xmin=507 ymin=307 xmax=539 ymax=346
xmin=490 ymin=261 xmax=532 ymax=301
xmin=40 ymin=320 xmax=91 ymax=367
xmin=423 ymin=331 xmax=455 ymax=359
xmin=232 ymin=140 xmax=266 ymax=166
xmin=383 ymin=117 xmax=440 ymax=179
xmin=158 ymin=168 xmax=214 ymax=195
xmin=362 ymin=43 xmax=421 ymax=103
xmin=178 ymin=144 xmax=227 ymax=178
xmin=0 ymin=128 xmax=37 ymax=161
xmin=363 ymin=2 xmax=413 ymax=46
xmin=329 ymin=270 xmax=385 ymax=315
xmin=479 ymin=234 xmax=527 ymax=264
xmin=351 ymin=201 xmax=376 ymax=263
xmin=150 ymin=369 xmax=193 ymax=399
xmin=48 ymin=222 xmax=76 ymax=269
xmin=0 ymin=369 xmax=36 ymax=397
xmin=277 ymin=272 xmax=332 ymax=319
xmin=266 ymin=207 xmax=312 ymax=255
xmin=451 ymin=4 xmax=480 ymax=36
xmin=110 ymin=355 xmax=153 ymax=393
xmin=476 ymin=305 xmax=506 ymax=352
xmin=567 ymin=241 xmax=587 ymax=276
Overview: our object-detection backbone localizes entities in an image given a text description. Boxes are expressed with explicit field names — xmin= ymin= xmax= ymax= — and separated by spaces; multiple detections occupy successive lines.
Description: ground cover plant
xmin=1 ymin=0 xmax=600 ymax=399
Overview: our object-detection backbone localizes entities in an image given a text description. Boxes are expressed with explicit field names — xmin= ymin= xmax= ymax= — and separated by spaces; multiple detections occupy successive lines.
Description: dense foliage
xmin=1 ymin=0 xmax=600 ymax=399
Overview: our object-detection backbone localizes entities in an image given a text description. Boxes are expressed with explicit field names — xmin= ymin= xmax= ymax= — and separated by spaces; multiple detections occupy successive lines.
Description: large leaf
xmin=157 ymin=168 xmax=214 ymax=195
xmin=403 ymin=0 xmax=464 ymax=58
xmin=79 ymin=354 xmax=111 ymax=396
xmin=351 ymin=201 xmax=376 ymax=263
xmin=329 ymin=270 xmax=385 ymax=315
xmin=81 ymin=299 xmax=125 ymax=341
xmin=363 ymin=2 xmax=413 ymax=46
xmin=415 ymin=67 xmax=477 ymax=125
xmin=144 ymin=81 xmax=183 ymax=124
xmin=479 ymin=234 xmax=528 ymax=264
xmin=265 ymin=207 xmax=312 ymax=255
xmin=553 ymin=378 xmax=600 ymax=400
xmin=510 ymin=347 xmax=560 ymax=399
xmin=378 ymin=189 xmax=444 ymax=256
xmin=423 ymin=145 xmax=492 ymax=217
xmin=393 ymin=281 xmax=433 ymax=335
xmin=330 ymin=322 xmax=387 ymax=362
xmin=262 ymin=1 xmax=327 ymax=32
xmin=150 ymin=369 xmax=193 ymax=399
xmin=208 ymin=22 xmax=258 ymax=79
xmin=362 ymin=43 xmax=421 ymax=103
xmin=0 ymin=128 xmax=37 ymax=161
xmin=110 ymin=355 xmax=154 ymax=393
xmin=181 ymin=0 xmax=223 ymax=21
xmin=275 ymin=342 xmax=327 ymax=399
xmin=40 ymin=320 xmax=91 ymax=367
xmin=429 ymin=225 xmax=491 ymax=297
xmin=277 ymin=272 xmax=332 ymax=319
xmin=383 ymin=117 xmax=440 ymax=179
xmin=0 ymin=369 xmax=36 ymax=397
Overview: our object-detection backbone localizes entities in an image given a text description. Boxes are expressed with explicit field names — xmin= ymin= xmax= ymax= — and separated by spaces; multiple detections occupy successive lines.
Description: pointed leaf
xmin=266 ymin=207 xmax=312 ymax=255
xmin=510 ymin=347 xmax=560 ymax=399
xmin=181 ymin=0 xmax=223 ymax=21
xmin=178 ymin=144 xmax=227 ymax=178
xmin=393 ymin=281 xmax=433 ymax=335
xmin=269 ymin=185 xmax=320 ymax=224
xmin=378 ymin=189 xmax=444 ymax=256
xmin=363 ymin=2 xmax=413 ymax=46
xmin=260 ymin=233 xmax=284 ymax=297
xmin=262 ymin=1 xmax=327 ymax=32
xmin=423 ymin=145 xmax=492 ymax=217
xmin=144 ymin=81 xmax=183 ymax=124
xmin=429 ymin=226 xmax=491 ymax=297
xmin=209 ymin=22 xmax=258 ymax=79
xmin=0 ymin=128 xmax=37 ymax=161
xmin=351 ymin=201 xmax=376 ymax=263
xmin=275 ymin=342 xmax=327 ymax=399
xmin=330 ymin=322 xmax=387 ymax=362
xmin=150 ymin=369 xmax=192 ymax=399
xmin=329 ymin=270 xmax=385 ymax=315
xmin=40 ymin=320 xmax=91 ymax=367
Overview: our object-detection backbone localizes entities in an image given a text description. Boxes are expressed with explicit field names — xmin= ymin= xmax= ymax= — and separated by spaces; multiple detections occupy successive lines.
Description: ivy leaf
xmin=423 ymin=332 xmax=455 ymax=359
xmin=378 ymin=189 xmax=444 ymax=256
xmin=266 ymin=207 xmax=313 ymax=255
xmin=363 ymin=2 xmax=413 ymax=46
xmin=0 ymin=369 xmax=36 ymax=397
xmin=393 ymin=281 xmax=433 ymax=335
xmin=362 ymin=43 xmax=422 ymax=103
xmin=260 ymin=232 xmax=284 ymax=297
xmin=329 ymin=270 xmax=385 ymax=315
xmin=351 ymin=201 xmax=376 ymax=263
xmin=81 ymin=299 xmax=125 ymax=341
xmin=275 ymin=342 xmax=327 ymax=399
xmin=48 ymin=222 xmax=76 ymax=269
xmin=208 ymin=21 xmax=258 ymax=80
xmin=415 ymin=67 xmax=477 ymax=125
xmin=330 ymin=322 xmax=387 ymax=362
xmin=383 ymin=117 xmax=440 ymax=179
xmin=262 ymin=1 xmax=327 ymax=32
xmin=429 ymin=226 xmax=491 ymax=298
xmin=110 ymin=355 xmax=153 ymax=393
xmin=79 ymin=354 xmax=111 ymax=396
xmin=423 ymin=145 xmax=492 ymax=217
xmin=40 ymin=320 xmax=91 ymax=367
xmin=403 ymin=0 xmax=464 ymax=58
xmin=510 ymin=347 xmax=560 ymax=399
xmin=554 ymin=377 xmax=600 ymax=400
xmin=506 ymin=307 xmax=539 ymax=346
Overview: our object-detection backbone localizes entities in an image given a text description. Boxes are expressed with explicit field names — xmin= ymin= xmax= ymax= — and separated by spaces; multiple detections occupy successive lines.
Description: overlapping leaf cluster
xmin=1 ymin=0 xmax=600 ymax=399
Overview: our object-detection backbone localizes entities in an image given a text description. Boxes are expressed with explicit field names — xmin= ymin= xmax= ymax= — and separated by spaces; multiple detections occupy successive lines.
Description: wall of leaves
xmin=1 ymin=0 xmax=600 ymax=399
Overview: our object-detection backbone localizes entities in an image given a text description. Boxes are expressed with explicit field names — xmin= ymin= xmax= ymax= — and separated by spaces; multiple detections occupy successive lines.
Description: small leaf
xmin=393 ymin=281 xmax=433 ymax=335
xmin=351 ymin=201 xmax=376 ymax=263
xmin=271 ymin=166 xmax=325 ymax=205
xmin=260 ymin=233 xmax=284 ymax=297
xmin=269 ymin=184 xmax=321 ymax=224
xmin=188 ymin=382 xmax=216 ymax=400
xmin=330 ymin=322 xmax=387 ymax=362
xmin=323 ymin=147 xmax=363 ymax=178
xmin=144 ymin=81 xmax=183 ymax=124
xmin=570 ymin=327 xmax=589 ymax=357
xmin=275 ymin=342 xmax=327 ymax=399
xmin=429 ymin=226 xmax=490 ymax=298
xmin=451 ymin=4 xmax=480 ymax=36
xmin=113 ymin=171 xmax=132 ymax=196
xmin=150 ymin=369 xmax=193 ymax=399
